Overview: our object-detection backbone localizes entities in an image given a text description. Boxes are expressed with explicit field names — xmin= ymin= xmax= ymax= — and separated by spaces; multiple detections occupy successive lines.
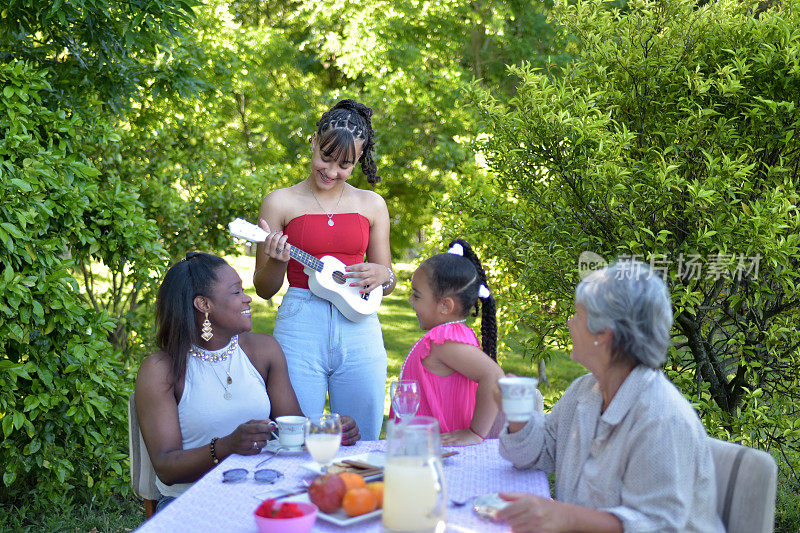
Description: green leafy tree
xmin=0 ymin=61 xmax=163 ymax=512
xmin=1 ymin=0 xmax=197 ymax=515
xmin=450 ymin=0 xmax=800 ymax=466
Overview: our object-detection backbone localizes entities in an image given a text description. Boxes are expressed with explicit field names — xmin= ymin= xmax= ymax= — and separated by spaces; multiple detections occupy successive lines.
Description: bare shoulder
xmin=260 ymin=183 xmax=311 ymax=225
xmin=137 ymin=351 xmax=171 ymax=382
xmin=260 ymin=186 xmax=296 ymax=212
xmin=350 ymin=186 xmax=388 ymax=222
xmin=135 ymin=351 xmax=174 ymax=396
xmin=239 ymin=332 xmax=284 ymax=368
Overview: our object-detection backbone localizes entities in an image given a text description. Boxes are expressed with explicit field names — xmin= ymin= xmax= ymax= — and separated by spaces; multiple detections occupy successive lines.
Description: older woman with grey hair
xmin=496 ymin=260 xmax=724 ymax=533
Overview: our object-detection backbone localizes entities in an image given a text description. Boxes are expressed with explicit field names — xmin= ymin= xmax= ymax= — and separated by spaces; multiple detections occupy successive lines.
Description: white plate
xmin=282 ymin=492 xmax=382 ymax=526
xmin=263 ymin=440 xmax=306 ymax=455
xmin=472 ymin=493 xmax=510 ymax=522
xmin=300 ymin=452 xmax=386 ymax=475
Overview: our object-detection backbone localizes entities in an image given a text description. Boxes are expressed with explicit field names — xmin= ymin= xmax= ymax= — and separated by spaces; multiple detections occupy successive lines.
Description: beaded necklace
xmin=398 ymin=319 xmax=467 ymax=381
xmin=188 ymin=335 xmax=239 ymax=400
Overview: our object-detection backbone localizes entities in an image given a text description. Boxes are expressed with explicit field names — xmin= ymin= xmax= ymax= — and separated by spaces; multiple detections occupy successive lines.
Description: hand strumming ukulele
xmin=229 ymin=218 xmax=382 ymax=322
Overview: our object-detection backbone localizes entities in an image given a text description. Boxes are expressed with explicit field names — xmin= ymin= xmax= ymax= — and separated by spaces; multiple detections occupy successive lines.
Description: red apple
xmin=308 ymin=473 xmax=347 ymax=513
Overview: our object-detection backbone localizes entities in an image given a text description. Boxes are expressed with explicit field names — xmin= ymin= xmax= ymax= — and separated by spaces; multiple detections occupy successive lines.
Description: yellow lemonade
xmin=382 ymin=456 xmax=446 ymax=532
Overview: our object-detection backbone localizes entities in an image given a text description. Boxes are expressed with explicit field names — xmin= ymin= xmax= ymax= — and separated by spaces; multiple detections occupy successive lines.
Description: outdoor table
xmin=135 ymin=439 xmax=550 ymax=532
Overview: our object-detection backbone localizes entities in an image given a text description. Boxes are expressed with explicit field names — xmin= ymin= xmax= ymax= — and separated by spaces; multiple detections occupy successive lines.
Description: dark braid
xmin=316 ymin=99 xmax=380 ymax=184
xmin=420 ymin=239 xmax=498 ymax=360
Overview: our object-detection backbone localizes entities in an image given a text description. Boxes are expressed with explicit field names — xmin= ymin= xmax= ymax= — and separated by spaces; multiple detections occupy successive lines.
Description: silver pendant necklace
xmin=189 ymin=335 xmax=238 ymax=400
xmin=308 ymin=179 xmax=345 ymax=227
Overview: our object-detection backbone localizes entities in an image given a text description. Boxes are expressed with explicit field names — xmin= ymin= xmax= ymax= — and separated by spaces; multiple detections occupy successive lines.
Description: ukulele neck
xmin=289 ymin=246 xmax=323 ymax=273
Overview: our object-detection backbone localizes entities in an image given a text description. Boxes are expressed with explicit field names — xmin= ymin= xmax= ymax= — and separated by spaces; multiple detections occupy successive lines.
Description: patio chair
xmin=708 ymin=437 xmax=777 ymax=533
xmin=487 ymin=388 xmax=545 ymax=439
xmin=128 ymin=391 xmax=160 ymax=519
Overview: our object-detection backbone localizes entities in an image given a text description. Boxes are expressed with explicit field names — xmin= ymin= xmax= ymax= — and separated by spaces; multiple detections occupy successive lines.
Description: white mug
xmin=271 ymin=415 xmax=307 ymax=447
xmin=498 ymin=376 xmax=539 ymax=422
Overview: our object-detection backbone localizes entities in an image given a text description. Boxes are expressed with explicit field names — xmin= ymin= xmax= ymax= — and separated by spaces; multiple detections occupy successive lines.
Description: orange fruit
xmin=338 ymin=472 xmax=366 ymax=491
xmin=366 ymin=481 xmax=384 ymax=508
xmin=342 ymin=487 xmax=378 ymax=517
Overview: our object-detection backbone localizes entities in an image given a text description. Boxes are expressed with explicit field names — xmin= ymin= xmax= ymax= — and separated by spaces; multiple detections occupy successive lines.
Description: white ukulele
xmin=229 ymin=218 xmax=383 ymax=322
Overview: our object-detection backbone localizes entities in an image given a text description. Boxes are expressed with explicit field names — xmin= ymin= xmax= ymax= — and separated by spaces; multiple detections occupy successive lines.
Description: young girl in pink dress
xmin=395 ymin=238 xmax=505 ymax=446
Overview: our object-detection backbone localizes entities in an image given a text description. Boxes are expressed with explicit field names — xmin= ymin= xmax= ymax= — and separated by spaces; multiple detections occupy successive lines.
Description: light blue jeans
xmin=273 ymin=287 xmax=388 ymax=441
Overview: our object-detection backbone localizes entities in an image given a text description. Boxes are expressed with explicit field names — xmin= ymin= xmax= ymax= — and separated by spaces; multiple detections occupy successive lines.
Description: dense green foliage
xmin=448 ymin=0 xmax=800 ymax=489
xmin=0 ymin=0 xmax=195 ymax=515
xmin=0 ymin=61 xmax=152 ymax=509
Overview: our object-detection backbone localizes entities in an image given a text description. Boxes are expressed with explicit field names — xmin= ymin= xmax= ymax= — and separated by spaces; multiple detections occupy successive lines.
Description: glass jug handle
xmin=425 ymin=457 xmax=447 ymax=521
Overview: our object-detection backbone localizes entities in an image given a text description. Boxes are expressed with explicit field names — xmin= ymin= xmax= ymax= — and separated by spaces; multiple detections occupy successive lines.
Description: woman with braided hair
xmin=253 ymin=99 xmax=393 ymax=440
xmin=393 ymin=238 xmax=505 ymax=446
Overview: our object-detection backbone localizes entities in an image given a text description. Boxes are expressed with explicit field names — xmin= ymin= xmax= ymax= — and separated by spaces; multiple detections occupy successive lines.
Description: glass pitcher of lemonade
xmin=382 ymin=416 xmax=447 ymax=533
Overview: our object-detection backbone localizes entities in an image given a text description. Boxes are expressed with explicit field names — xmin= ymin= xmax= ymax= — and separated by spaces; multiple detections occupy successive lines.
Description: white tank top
xmin=156 ymin=337 xmax=271 ymax=497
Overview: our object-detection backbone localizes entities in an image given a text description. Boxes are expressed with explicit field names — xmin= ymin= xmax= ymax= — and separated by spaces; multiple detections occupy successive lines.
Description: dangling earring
xmin=201 ymin=312 xmax=213 ymax=342
xmin=593 ymin=341 xmax=599 ymax=346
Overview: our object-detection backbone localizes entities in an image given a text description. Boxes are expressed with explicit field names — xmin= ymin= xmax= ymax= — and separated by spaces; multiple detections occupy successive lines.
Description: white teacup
xmin=498 ymin=376 xmax=539 ymax=422
xmin=271 ymin=415 xmax=307 ymax=448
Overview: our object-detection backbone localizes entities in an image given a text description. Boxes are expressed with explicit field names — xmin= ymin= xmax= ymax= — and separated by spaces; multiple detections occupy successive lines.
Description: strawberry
xmin=255 ymin=499 xmax=276 ymax=518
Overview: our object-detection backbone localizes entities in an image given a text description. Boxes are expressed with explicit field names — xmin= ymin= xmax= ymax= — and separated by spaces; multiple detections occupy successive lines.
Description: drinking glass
xmin=304 ymin=413 xmax=342 ymax=473
xmin=390 ymin=379 xmax=420 ymax=421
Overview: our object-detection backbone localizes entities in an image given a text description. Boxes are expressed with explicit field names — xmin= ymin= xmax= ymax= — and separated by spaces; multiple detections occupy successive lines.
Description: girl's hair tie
xmin=447 ymin=243 xmax=464 ymax=256
xmin=478 ymin=284 xmax=491 ymax=298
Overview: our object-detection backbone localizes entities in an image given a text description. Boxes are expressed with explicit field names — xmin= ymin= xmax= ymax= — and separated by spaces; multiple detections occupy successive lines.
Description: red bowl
xmin=254 ymin=501 xmax=318 ymax=533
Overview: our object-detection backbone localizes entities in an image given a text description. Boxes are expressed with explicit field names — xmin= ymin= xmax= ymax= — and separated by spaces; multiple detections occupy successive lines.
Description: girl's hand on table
xmin=441 ymin=429 xmax=484 ymax=446
xmin=341 ymin=415 xmax=361 ymax=446
xmin=496 ymin=492 xmax=568 ymax=533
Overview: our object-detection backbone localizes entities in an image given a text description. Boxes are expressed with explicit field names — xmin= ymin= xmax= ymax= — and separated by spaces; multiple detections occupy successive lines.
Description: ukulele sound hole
xmin=332 ymin=271 xmax=346 ymax=285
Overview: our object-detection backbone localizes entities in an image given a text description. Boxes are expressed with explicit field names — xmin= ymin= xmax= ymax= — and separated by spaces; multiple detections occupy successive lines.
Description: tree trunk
xmin=538 ymin=359 xmax=549 ymax=386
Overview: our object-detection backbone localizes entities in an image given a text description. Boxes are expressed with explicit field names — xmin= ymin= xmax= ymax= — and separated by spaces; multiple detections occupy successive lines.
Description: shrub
xmin=0 ymin=61 xmax=162 ymax=512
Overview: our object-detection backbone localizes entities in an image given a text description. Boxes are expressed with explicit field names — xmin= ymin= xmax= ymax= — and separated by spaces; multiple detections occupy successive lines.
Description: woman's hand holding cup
xmin=496 ymin=374 xmax=539 ymax=434
xmin=228 ymin=419 xmax=274 ymax=455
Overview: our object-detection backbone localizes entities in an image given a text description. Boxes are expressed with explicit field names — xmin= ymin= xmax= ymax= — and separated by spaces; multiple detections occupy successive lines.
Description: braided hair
xmin=316 ymin=99 xmax=380 ymax=184
xmin=155 ymin=251 xmax=228 ymax=387
xmin=419 ymin=239 xmax=498 ymax=360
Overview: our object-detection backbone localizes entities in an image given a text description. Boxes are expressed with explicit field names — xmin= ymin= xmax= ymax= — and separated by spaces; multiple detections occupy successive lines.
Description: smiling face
xmin=310 ymin=133 xmax=364 ymax=189
xmin=204 ymin=264 xmax=252 ymax=337
xmin=408 ymin=268 xmax=442 ymax=331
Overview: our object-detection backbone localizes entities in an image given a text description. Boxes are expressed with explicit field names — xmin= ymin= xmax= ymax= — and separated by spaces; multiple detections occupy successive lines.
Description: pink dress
xmin=395 ymin=322 xmax=480 ymax=433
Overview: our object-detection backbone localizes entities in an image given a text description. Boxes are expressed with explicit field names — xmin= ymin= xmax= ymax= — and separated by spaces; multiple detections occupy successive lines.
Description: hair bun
xmin=333 ymin=99 xmax=372 ymax=119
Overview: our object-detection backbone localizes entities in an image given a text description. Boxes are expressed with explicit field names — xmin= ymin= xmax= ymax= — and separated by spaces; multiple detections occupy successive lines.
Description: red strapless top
xmin=284 ymin=213 xmax=370 ymax=288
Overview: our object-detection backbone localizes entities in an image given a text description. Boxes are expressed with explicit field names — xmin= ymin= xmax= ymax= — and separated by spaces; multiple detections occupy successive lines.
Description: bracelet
xmin=468 ymin=426 xmax=486 ymax=441
xmin=210 ymin=437 xmax=220 ymax=464
xmin=381 ymin=266 xmax=395 ymax=290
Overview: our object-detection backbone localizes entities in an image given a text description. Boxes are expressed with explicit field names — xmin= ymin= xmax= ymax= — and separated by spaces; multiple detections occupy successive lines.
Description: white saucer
xmin=472 ymin=493 xmax=510 ymax=522
xmin=263 ymin=440 xmax=306 ymax=454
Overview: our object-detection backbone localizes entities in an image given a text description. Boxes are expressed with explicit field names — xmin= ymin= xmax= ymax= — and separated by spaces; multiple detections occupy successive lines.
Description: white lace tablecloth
xmin=135 ymin=439 xmax=550 ymax=532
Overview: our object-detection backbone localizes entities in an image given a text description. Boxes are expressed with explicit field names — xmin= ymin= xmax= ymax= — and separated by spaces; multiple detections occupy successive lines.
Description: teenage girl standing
xmin=397 ymin=238 xmax=505 ymax=446
xmin=253 ymin=99 xmax=395 ymax=441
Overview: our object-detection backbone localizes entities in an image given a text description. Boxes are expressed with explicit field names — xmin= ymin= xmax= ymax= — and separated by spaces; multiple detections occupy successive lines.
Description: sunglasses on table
xmin=222 ymin=468 xmax=283 ymax=484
